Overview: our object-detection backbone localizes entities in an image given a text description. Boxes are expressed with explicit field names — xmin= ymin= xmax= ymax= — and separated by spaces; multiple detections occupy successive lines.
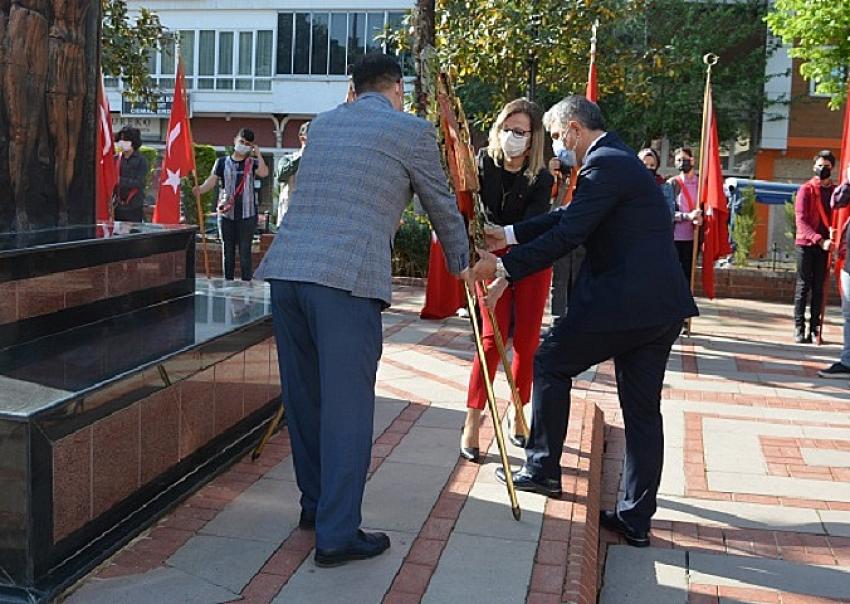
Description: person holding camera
xmin=113 ymin=126 xmax=148 ymax=223
xmin=461 ymin=98 xmax=554 ymax=461
xmin=194 ymin=127 xmax=269 ymax=281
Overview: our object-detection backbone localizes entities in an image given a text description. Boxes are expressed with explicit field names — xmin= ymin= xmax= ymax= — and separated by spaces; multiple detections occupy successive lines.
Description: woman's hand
xmin=484 ymin=277 xmax=509 ymax=309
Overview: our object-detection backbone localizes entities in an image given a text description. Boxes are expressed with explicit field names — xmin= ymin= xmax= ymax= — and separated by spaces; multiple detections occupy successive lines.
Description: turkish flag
xmin=96 ymin=75 xmax=118 ymax=222
xmin=154 ymin=60 xmax=195 ymax=224
xmin=586 ymin=58 xmax=597 ymax=103
xmin=698 ymin=83 xmax=732 ymax=299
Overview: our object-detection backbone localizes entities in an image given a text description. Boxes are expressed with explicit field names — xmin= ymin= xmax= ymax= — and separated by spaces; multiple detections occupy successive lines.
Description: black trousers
xmin=218 ymin=215 xmax=258 ymax=281
xmin=525 ymin=320 xmax=681 ymax=533
xmin=674 ymin=240 xmax=694 ymax=284
xmin=550 ymin=246 xmax=585 ymax=318
xmin=794 ymin=245 xmax=828 ymax=331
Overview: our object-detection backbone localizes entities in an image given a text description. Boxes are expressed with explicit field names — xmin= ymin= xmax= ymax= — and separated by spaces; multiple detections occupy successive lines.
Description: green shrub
xmin=731 ymin=186 xmax=756 ymax=266
xmin=784 ymin=195 xmax=796 ymax=243
xmin=138 ymin=146 xmax=159 ymax=201
xmin=392 ymin=206 xmax=432 ymax=278
xmin=181 ymin=144 xmax=217 ymax=227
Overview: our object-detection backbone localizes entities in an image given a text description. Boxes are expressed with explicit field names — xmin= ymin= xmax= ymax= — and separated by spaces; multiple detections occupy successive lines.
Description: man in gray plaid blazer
xmin=255 ymin=54 xmax=469 ymax=567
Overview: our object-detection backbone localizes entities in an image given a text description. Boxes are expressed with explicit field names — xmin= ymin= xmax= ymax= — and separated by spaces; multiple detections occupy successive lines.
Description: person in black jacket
xmin=113 ymin=127 xmax=148 ymax=222
xmin=472 ymin=96 xmax=698 ymax=548
xmin=461 ymin=98 xmax=554 ymax=461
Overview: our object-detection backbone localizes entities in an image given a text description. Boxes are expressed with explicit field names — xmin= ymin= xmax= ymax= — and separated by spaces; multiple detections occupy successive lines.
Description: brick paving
xmin=63 ymin=290 xmax=850 ymax=603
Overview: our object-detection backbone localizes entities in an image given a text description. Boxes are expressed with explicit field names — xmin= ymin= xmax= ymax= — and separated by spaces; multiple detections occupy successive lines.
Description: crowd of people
xmin=107 ymin=52 xmax=847 ymax=568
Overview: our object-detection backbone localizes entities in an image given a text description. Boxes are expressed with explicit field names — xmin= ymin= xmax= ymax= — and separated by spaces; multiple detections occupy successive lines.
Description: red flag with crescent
xmin=154 ymin=60 xmax=195 ymax=224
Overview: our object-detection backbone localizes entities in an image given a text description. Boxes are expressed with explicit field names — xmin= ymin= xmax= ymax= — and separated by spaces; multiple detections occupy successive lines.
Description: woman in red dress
xmin=461 ymin=99 xmax=554 ymax=461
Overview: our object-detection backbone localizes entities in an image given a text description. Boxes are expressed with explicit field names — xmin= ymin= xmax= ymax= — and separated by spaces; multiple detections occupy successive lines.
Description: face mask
xmin=499 ymin=130 xmax=529 ymax=158
xmin=677 ymin=159 xmax=693 ymax=173
xmin=647 ymin=166 xmax=658 ymax=175
xmin=557 ymin=148 xmax=577 ymax=169
xmin=552 ymin=139 xmax=565 ymax=156
xmin=116 ymin=140 xmax=132 ymax=152
xmin=815 ymin=166 xmax=831 ymax=181
xmin=235 ymin=143 xmax=252 ymax=155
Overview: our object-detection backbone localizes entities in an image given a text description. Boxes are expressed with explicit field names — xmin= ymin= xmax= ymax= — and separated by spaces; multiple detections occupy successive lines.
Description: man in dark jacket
xmin=794 ymin=149 xmax=836 ymax=343
xmin=472 ymin=95 xmax=698 ymax=548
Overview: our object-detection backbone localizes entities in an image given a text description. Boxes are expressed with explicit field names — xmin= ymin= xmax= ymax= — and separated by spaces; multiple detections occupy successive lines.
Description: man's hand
xmin=484 ymin=277 xmax=509 ymax=309
xmin=458 ymin=267 xmax=475 ymax=289
xmin=192 ymin=185 xmax=201 ymax=196
xmin=548 ymin=157 xmax=563 ymax=180
xmin=821 ymin=238 xmax=833 ymax=251
xmin=689 ymin=208 xmax=703 ymax=226
xmin=484 ymin=224 xmax=507 ymax=251
xmin=470 ymin=248 xmax=498 ymax=282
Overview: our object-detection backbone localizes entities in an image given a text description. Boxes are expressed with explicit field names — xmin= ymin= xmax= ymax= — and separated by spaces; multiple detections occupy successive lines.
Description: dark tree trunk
xmin=0 ymin=0 xmax=99 ymax=233
xmin=413 ymin=0 xmax=435 ymax=118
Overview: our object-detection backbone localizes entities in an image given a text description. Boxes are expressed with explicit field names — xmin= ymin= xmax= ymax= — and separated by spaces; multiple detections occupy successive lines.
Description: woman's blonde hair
xmin=486 ymin=98 xmax=545 ymax=181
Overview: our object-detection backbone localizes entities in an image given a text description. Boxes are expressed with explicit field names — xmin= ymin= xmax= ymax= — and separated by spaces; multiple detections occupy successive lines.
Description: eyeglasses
xmin=503 ymin=127 xmax=531 ymax=138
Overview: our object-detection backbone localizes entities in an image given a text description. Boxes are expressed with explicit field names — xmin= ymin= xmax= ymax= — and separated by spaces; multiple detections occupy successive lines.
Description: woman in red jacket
xmin=461 ymin=99 xmax=554 ymax=461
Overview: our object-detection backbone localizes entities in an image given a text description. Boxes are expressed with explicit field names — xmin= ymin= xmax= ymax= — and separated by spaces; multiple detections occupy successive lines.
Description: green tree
xmin=433 ymin=0 xmax=769 ymax=148
xmin=101 ymin=0 xmax=164 ymax=103
xmin=731 ymin=187 xmax=757 ymax=265
xmin=181 ymin=145 xmax=218 ymax=227
xmin=766 ymin=0 xmax=850 ymax=110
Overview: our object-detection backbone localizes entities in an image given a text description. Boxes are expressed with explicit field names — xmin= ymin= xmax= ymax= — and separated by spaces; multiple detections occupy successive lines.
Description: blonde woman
xmin=461 ymin=98 xmax=554 ymax=461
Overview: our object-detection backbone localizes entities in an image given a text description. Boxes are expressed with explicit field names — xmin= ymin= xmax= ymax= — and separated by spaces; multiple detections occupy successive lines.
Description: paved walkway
xmin=63 ymin=287 xmax=850 ymax=603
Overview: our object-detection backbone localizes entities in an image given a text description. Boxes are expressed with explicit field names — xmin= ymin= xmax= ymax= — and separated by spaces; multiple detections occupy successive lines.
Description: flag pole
xmin=175 ymin=42 xmax=211 ymax=279
xmin=686 ymin=53 xmax=718 ymax=336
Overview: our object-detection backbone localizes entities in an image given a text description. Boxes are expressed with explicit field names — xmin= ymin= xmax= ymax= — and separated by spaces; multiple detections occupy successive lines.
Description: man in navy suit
xmin=472 ymin=96 xmax=698 ymax=548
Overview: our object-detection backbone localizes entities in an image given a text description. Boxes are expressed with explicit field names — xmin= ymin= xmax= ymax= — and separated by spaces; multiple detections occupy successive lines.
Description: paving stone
xmin=272 ymin=530 xmax=414 ymax=604
xmin=688 ymin=551 xmax=850 ymax=599
xmin=707 ymin=471 xmax=850 ymax=502
xmin=200 ymin=478 xmax=300 ymax=543
xmin=801 ymin=448 xmax=850 ymax=468
xmin=167 ymin=534 xmax=278 ymax=593
xmin=818 ymin=510 xmax=850 ymax=537
xmin=416 ymin=406 xmax=467 ymax=430
xmin=388 ymin=426 xmax=465 ymax=468
xmin=422 ymin=533 xmax=537 ymax=604
xmin=452 ymin=482 xmax=545 ymax=543
xmin=599 ymin=546 xmax=687 ymax=604
xmin=65 ymin=567 xmax=240 ymax=604
xmin=361 ymin=461 xmax=451 ymax=533
xmin=655 ymin=496 xmax=824 ymax=534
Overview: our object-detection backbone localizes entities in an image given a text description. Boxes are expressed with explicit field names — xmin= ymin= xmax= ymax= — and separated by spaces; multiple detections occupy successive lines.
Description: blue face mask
xmin=557 ymin=148 xmax=577 ymax=169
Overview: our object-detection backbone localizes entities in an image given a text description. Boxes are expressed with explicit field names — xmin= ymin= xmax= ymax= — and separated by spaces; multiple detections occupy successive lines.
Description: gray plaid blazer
xmin=255 ymin=93 xmax=469 ymax=306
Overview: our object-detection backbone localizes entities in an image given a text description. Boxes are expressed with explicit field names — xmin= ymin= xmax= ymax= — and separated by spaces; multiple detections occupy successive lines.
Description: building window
xmin=276 ymin=10 xmax=411 ymax=77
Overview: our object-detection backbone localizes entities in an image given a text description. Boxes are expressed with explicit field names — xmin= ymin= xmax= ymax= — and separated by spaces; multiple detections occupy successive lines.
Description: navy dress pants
xmin=269 ymin=280 xmax=383 ymax=550
xmin=525 ymin=319 xmax=681 ymax=533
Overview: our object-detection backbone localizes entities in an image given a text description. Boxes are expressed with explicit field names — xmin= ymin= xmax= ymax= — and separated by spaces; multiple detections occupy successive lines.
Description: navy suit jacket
xmin=502 ymin=132 xmax=698 ymax=333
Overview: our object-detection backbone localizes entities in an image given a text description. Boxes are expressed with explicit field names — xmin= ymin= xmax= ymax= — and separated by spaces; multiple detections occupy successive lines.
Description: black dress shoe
xmin=495 ymin=466 xmax=561 ymax=497
xmin=599 ymin=510 xmax=650 ymax=548
xmin=299 ymin=509 xmax=316 ymax=530
xmin=460 ymin=426 xmax=480 ymax=462
xmin=314 ymin=530 xmax=390 ymax=567
xmin=508 ymin=433 xmax=526 ymax=448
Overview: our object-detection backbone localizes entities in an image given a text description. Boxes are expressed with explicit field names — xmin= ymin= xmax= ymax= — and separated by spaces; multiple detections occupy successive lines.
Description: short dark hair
xmin=814 ymin=149 xmax=835 ymax=167
xmin=674 ymin=147 xmax=694 ymax=159
xmin=351 ymin=53 xmax=402 ymax=95
xmin=237 ymin=128 xmax=255 ymax=142
xmin=547 ymin=95 xmax=606 ymax=131
xmin=116 ymin=126 xmax=142 ymax=150
xmin=298 ymin=121 xmax=310 ymax=138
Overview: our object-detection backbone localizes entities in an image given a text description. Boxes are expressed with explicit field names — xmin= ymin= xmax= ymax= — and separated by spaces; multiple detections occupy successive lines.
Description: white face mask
xmin=116 ymin=140 xmax=132 ymax=152
xmin=235 ymin=143 xmax=252 ymax=155
xmin=552 ymin=139 xmax=565 ymax=155
xmin=499 ymin=130 xmax=529 ymax=158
